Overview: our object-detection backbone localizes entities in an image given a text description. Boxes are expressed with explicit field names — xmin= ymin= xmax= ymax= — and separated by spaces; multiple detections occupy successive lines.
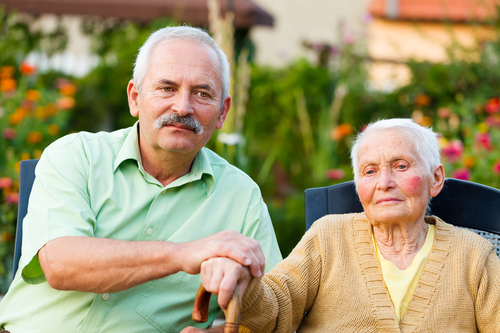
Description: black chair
xmin=12 ymin=159 xmax=39 ymax=279
xmin=305 ymin=179 xmax=500 ymax=258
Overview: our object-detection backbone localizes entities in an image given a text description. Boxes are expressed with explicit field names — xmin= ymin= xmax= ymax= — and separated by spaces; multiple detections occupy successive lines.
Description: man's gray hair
xmin=350 ymin=118 xmax=441 ymax=184
xmin=133 ymin=26 xmax=231 ymax=103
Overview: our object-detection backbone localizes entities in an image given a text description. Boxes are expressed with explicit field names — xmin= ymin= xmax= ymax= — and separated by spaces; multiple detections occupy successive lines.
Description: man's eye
xmin=198 ymin=91 xmax=209 ymax=97
xmin=163 ymin=87 xmax=173 ymax=92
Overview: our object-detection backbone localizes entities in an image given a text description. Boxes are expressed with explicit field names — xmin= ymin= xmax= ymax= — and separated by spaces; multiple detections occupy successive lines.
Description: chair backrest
xmin=12 ymin=159 xmax=39 ymax=279
xmin=305 ymin=179 xmax=500 ymax=257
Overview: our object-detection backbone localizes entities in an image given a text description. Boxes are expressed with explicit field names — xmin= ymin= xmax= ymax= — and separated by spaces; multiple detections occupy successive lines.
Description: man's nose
xmin=376 ymin=168 xmax=396 ymax=191
xmin=171 ymin=91 xmax=194 ymax=116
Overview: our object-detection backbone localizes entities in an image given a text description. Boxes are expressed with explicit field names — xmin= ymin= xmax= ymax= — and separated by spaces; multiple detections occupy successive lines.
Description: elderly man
xmin=0 ymin=26 xmax=282 ymax=332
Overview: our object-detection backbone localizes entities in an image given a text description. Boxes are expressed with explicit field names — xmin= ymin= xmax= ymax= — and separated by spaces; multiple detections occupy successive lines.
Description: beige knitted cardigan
xmin=239 ymin=213 xmax=500 ymax=332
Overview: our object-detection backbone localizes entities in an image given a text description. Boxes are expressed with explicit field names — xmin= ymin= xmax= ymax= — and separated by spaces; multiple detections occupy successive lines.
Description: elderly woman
xmin=184 ymin=118 xmax=500 ymax=333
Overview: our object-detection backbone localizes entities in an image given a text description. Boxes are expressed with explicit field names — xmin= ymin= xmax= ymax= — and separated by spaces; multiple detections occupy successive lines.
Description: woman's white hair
xmin=350 ymin=118 xmax=441 ymax=184
xmin=133 ymin=26 xmax=231 ymax=105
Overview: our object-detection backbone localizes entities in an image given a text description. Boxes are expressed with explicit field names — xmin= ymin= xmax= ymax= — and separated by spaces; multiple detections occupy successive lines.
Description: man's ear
xmin=430 ymin=164 xmax=445 ymax=198
xmin=127 ymin=80 xmax=140 ymax=117
xmin=216 ymin=95 xmax=232 ymax=130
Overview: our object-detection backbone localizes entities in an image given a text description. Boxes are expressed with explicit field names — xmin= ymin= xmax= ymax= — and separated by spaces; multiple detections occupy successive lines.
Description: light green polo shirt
xmin=0 ymin=122 xmax=282 ymax=333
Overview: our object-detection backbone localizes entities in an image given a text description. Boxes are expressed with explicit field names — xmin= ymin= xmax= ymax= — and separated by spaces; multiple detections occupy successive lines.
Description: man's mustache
xmin=153 ymin=113 xmax=204 ymax=135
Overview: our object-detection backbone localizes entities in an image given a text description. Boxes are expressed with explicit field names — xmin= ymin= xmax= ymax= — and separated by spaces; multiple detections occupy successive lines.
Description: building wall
xmin=250 ymin=0 xmax=372 ymax=66
xmin=367 ymin=18 xmax=497 ymax=90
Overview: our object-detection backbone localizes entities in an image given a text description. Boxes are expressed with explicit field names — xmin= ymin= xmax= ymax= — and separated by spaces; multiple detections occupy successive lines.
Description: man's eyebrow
xmin=157 ymin=79 xmax=176 ymax=86
xmin=194 ymin=84 xmax=215 ymax=92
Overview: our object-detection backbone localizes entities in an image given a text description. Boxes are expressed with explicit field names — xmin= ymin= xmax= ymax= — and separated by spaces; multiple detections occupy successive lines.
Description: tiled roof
xmin=369 ymin=0 xmax=499 ymax=22
xmin=0 ymin=0 xmax=274 ymax=28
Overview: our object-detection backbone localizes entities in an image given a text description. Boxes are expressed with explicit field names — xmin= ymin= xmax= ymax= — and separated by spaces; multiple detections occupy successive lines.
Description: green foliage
xmin=72 ymin=18 xmax=177 ymax=131
xmin=0 ymin=8 xmax=74 ymax=292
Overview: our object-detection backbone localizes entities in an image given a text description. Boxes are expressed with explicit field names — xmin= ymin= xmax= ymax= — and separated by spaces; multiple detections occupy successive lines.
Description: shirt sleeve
xmin=475 ymin=248 xmax=500 ymax=332
xmin=239 ymin=188 xmax=282 ymax=273
xmin=238 ymin=226 xmax=322 ymax=333
xmin=20 ymin=135 xmax=96 ymax=284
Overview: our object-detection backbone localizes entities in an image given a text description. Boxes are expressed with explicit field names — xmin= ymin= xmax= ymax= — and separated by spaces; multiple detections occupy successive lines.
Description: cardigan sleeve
xmin=238 ymin=225 xmax=323 ymax=333
xmin=475 ymin=248 xmax=500 ymax=332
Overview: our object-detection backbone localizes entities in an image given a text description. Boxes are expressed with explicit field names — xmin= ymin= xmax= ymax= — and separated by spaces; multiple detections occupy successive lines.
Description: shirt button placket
xmin=147 ymin=228 xmax=153 ymax=235
xmin=102 ymin=293 xmax=110 ymax=301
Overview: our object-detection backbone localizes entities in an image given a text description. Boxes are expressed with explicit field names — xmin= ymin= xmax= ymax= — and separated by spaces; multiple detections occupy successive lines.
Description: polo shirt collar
xmin=114 ymin=122 xmax=215 ymax=196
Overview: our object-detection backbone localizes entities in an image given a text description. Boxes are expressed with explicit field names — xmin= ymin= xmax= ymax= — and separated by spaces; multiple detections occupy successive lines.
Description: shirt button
xmin=102 ymin=293 xmax=110 ymax=301
xmin=147 ymin=228 xmax=153 ymax=235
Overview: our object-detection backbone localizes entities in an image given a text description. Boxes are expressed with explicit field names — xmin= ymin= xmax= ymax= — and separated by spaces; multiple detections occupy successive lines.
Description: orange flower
xmin=59 ymin=83 xmax=76 ymax=96
xmin=463 ymin=156 xmax=476 ymax=169
xmin=19 ymin=62 xmax=36 ymax=76
xmin=26 ymin=131 xmax=43 ymax=144
xmin=45 ymin=103 xmax=57 ymax=117
xmin=21 ymin=152 xmax=31 ymax=160
xmin=2 ymin=231 xmax=13 ymax=242
xmin=331 ymin=123 xmax=353 ymax=141
xmin=56 ymin=96 xmax=75 ymax=110
xmin=1 ymin=78 xmax=16 ymax=92
xmin=48 ymin=124 xmax=60 ymax=136
xmin=25 ymin=89 xmax=41 ymax=101
xmin=8 ymin=108 xmax=27 ymax=125
xmin=0 ymin=66 xmax=14 ymax=79
xmin=14 ymin=161 xmax=20 ymax=172
xmin=415 ymin=93 xmax=431 ymax=107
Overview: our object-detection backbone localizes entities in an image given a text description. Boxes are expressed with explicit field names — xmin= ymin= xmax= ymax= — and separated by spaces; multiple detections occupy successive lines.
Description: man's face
xmin=127 ymin=40 xmax=230 ymax=158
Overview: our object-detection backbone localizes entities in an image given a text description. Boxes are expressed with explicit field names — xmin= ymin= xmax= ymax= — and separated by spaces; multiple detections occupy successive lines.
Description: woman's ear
xmin=430 ymin=164 xmax=445 ymax=198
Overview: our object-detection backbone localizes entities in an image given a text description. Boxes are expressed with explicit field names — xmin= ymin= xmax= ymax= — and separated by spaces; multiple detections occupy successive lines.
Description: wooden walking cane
xmin=192 ymin=284 xmax=241 ymax=333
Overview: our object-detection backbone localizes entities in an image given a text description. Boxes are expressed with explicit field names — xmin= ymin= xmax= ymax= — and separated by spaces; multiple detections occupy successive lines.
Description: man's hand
xmin=178 ymin=230 xmax=264 ymax=278
xmin=201 ymin=257 xmax=252 ymax=309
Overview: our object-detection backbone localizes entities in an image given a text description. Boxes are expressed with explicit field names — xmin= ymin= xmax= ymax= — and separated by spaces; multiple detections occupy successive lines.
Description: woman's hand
xmin=201 ymin=257 xmax=252 ymax=309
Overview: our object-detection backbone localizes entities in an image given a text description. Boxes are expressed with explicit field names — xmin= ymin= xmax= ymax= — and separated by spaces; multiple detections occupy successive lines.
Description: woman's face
xmin=356 ymin=129 xmax=444 ymax=227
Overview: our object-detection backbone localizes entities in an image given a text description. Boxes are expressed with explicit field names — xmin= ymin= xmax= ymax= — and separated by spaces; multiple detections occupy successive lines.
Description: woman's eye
xmin=365 ymin=169 xmax=375 ymax=175
xmin=396 ymin=164 xmax=407 ymax=170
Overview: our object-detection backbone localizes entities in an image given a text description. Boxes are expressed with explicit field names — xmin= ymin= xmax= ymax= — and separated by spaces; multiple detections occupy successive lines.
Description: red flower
xmin=19 ymin=62 xmax=36 ymax=76
xmin=326 ymin=169 xmax=345 ymax=180
xmin=485 ymin=97 xmax=500 ymax=114
xmin=452 ymin=168 xmax=470 ymax=181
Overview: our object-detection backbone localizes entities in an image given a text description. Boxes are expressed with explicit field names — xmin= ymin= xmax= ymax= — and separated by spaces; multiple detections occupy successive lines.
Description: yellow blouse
xmin=372 ymin=224 xmax=436 ymax=323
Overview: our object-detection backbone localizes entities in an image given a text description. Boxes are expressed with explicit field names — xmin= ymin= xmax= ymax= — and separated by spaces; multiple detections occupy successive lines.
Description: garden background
xmin=1 ymin=2 xmax=500 ymax=293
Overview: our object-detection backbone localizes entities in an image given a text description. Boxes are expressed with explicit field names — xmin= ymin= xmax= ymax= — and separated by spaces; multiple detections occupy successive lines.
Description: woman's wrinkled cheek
xmin=403 ymin=175 xmax=423 ymax=195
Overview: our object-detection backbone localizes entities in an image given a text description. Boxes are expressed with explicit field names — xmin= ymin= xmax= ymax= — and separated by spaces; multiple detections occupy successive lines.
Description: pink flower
xmin=343 ymin=33 xmax=355 ymax=45
xmin=475 ymin=132 xmax=493 ymax=151
xmin=452 ymin=168 xmax=470 ymax=181
xmin=493 ymin=161 xmax=500 ymax=174
xmin=0 ymin=177 xmax=13 ymax=189
xmin=5 ymin=192 xmax=19 ymax=204
xmin=441 ymin=140 xmax=463 ymax=163
xmin=326 ymin=169 xmax=345 ymax=180
xmin=486 ymin=115 xmax=500 ymax=128
xmin=2 ymin=128 xmax=16 ymax=140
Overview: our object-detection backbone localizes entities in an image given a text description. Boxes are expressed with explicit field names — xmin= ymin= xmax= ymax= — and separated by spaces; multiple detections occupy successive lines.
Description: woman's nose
xmin=376 ymin=168 xmax=396 ymax=190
